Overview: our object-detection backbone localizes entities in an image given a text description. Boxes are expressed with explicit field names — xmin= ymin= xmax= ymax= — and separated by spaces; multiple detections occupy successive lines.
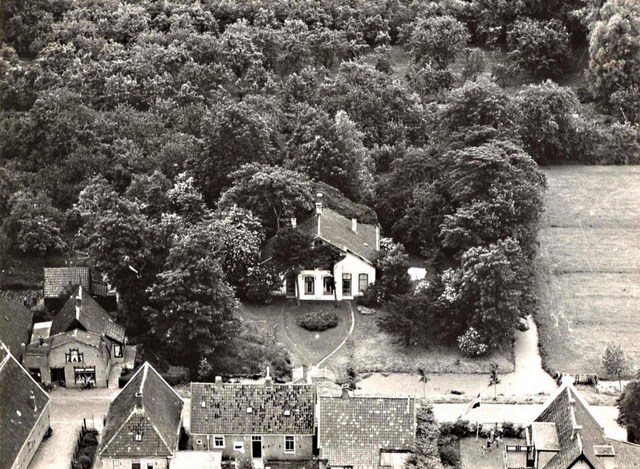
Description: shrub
xmin=356 ymin=284 xmax=381 ymax=307
xmin=507 ymin=18 xmax=570 ymax=78
xmin=298 ymin=311 xmax=338 ymax=331
xmin=438 ymin=441 xmax=461 ymax=467
xmin=610 ymin=87 xmax=640 ymax=124
xmin=502 ymin=421 xmax=526 ymax=438
xmin=457 ymin=328 xmax=489 ymax=357
xmin=404 ymin=15 xmax=469 ymax=69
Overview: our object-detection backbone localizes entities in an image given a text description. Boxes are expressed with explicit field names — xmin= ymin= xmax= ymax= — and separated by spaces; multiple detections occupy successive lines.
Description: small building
xmin=264 ymin=201 xmax=380 ymax=301
xmin=98 ymin=362 xmax=184 ymax=469
xmin=0 ymin=297 xmax=33 ymax=362
xmin=44 ymin=267 xmax=116 ymax=311
xmin=504 ymin=380 xmax=640 ymax=468
xmin=190 ymin=375 xmax=315 ymax=466
xmin=23 ymin=285 xmax=126 ymax=388
xmin=318 ymin=390 xmax=416 ymax=469
xmin=0 ymin=340 xmax=51 ymax=469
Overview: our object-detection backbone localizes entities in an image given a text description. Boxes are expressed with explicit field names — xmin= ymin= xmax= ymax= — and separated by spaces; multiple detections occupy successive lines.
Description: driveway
xmin=359 ymin=316 xmax=557 ymax=398
xmin=30 ymin=387 xmax=118 ymax=469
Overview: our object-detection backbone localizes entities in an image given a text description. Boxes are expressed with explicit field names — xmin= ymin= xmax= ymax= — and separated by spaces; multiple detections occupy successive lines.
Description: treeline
xmin=0 ymin=0 xmax=638 ymax=372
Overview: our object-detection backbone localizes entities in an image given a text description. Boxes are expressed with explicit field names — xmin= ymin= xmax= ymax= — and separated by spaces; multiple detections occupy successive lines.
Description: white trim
xmin=284 ymin=435 xmax=296 ymax=454
xmin=213 ymin=435 xmax=225 ymax=448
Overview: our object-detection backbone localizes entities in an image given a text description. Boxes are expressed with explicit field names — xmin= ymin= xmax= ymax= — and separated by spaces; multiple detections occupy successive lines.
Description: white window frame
xmin=284 ymin=435 xmax=295 ymax=454
xmin=213 ymin=435 xmax=225 ymax=448
xmin=113 ymin=344 xmax=123 ymax=358
xmin=322 ymin=276 xmax=334 ymax=295
xmin=358 ymin=273 xmax=369 ymax=292
xmin=342 ymin=273 xmax=352 ymax=296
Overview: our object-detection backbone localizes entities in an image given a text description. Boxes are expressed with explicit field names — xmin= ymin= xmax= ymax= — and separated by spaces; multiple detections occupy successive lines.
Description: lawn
xmin=239 ymin=299 xmax=514 ymax=379
xmin=535 ymin=166 xmax=640 ymax=376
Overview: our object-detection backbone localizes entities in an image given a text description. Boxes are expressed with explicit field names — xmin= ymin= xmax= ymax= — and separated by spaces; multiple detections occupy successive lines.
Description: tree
xmin=588 ymin=0 xmax=640 ymax=102
xmin=377 ymin=293 xmax=429 ymax=348
xmin=489 ymin=362 xmax=501 ymax=400
xmin=461 ymin=48 xmax=487 ymax=82
xmin=2 ymin=191 xmax=64 ymax=256
xmin=602 ymin=344 xmax=631 ymax=391
xmin=375 ymin=242 xmax=412 ymax=302
xmin=507 ymin=18 xmax=570 ymax=78
xmin=404 ymin=405 xmax=445 ymax=469
xmin=516 ymin=82 xmax=579 ymax=163
xmin=218 ymin=163 xmax=314 ymax=237
xmin=417 ymin=364 xmax=430 ymax=398
xmin=617 ymin=376 xmax=640 ymax=443
xmin=404 ymin=15 xmax=469 ymax=69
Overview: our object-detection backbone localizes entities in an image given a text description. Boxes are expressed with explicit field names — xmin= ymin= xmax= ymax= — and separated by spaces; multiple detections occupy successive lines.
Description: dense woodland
xmin=1 ymin=0 xmax=639 ymax=380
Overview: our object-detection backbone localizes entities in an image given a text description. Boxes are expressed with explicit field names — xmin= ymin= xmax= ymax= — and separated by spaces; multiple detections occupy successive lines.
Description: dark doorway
xmin=50 ymin=368 xmax=66 ymax=386
xmin=252 ymin=435 xmax=262 ymax=458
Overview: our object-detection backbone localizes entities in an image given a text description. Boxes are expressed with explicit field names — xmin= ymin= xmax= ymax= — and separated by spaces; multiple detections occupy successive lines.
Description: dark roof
xmin=44 ymin=267 xmax=91 ymax=298
xmin=0 ymin=341 xmax=50 ymax=469
xmin=298 ymin=208 xmax=378 ymax=263
xmin=99 ymin=363 xmax=183 ymax=459
xmin=0 ymin=298 xmax=33 ymax=360
xmin=532 ymin=383 xmax=610 ymax=469
xmin=190 ymin=381 xmax=315 ymax=435
xmin=319 ymin=395 xmax=415 ymax=468
xmin=50 ymin=286 xmax=125 ymax=343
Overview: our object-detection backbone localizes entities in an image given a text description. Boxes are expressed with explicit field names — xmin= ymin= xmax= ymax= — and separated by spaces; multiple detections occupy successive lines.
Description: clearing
xmin=535 ymin=166 xmax=640 ymax=376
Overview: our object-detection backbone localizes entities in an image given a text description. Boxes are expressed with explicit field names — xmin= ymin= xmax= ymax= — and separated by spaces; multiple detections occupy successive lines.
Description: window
xmin=135 ymin=433 xmax=142 ymax=441
xmin=323 ymin=276 xmax=334 ymax=295
xmin=246 ymin=407 xmax=253 ymax=413
xmin=283 ymin=409 xmax=291 ymax=417
xmin=214 ymin=436 xmax=225 ymax=448
xmin=358 ymin=274 xmax=369 ymax=292
xmin=113 ymin=344 xmax=123 ymax=358
xmin=201 ymin=400 xmax=206 ymax=408
xmin=234 ymin=441 xmax=244 ymax=450
xmin=342 ymin=274 xmax=352 ymax=296
xmin=147 ymin=465 xmax=153 ymax=469
xmin=284 ymin=436 xmax=295 ymax=453
xmin=304 ymin=276 xmax=315 ymax=295
xmin=131 ymin=464 xmax=141 ymax=469
xmin=74 ymin=366 xmax=95 ymax=384
xmin=65 ymin=349 xmax=83 ymax=363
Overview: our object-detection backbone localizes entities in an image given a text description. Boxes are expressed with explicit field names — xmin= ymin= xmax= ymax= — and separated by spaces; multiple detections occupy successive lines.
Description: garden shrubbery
xmin=298 ymin=311 xmax=339 ymax=332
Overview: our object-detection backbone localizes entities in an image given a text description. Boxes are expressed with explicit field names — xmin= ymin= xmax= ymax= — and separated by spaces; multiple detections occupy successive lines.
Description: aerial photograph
xmin=0 ymin=0 xmax=639 ymax=468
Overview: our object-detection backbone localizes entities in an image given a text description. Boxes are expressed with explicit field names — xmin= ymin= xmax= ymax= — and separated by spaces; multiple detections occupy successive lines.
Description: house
xmin=504 ymin=379 xmax=640 ymax=468
xmin=318 ymin=390 xmax=416 ymax=469
xmin=23 ymin=285 xmax=126 ymax=388
xmin=190 ymin=374 xmax=316 ymax=465
xmin=44 ymin=267 xmax=116 ymax=311
xmin=0 ymin=297 xmax=33 ymax=362
xmin=98 ymin=362 xmax=184 ymax=469
xmin=0 ymin=341 xmax=51 ymax=469
xmin=264 ymin=200 xmax=380 ymax=301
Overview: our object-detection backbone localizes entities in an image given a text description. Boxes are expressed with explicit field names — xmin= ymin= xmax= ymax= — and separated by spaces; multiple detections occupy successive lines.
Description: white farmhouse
xmin=264 ymin=201 xmax=380 ymax=301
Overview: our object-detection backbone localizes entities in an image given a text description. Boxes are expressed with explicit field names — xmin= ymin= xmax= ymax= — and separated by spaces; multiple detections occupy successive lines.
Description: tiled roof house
xmin=23 ymin=286 xmax=127 ymax=388
xmin=264 ymin=201 xmax=380 ymax=301
xmin=0 ymin=297 xmax=33 ymax=362
xmin=44 ymin=267 xmax=116 ymax=311
xmin=99 ymin=362 xmax=184 ymax=469
xmin=318 ymin=391 xmax=416 ymax=469
xmin=0 ymin=341 xmax=51 ymax=469
xmin=190 ymin=376 xmax=315 ymax=464
xmin=504 ymin=380 xmax=640 ymax=468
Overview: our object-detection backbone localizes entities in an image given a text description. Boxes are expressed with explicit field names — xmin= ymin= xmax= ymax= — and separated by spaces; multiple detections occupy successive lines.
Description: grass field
xmin=535 ymin=166 xmax=640 ymax=376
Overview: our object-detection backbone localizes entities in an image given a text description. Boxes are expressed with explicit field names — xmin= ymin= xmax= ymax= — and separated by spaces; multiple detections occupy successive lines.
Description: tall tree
xmin=617 ymin=376 xmax=640 ymax=443
xmin=602 ymin=344 xmax=631 ymax=391
xmin=404 ymin=15 xmax=469 ymax=69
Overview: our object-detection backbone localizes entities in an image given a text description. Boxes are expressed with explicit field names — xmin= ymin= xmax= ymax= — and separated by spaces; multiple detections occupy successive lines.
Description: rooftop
xmin=50 ymin=286 xmax=125 ymax=343
xmin=318 ymin=394 xmax=415 ymax=468
xmin=0 ymin=297 xmax=33 ymax=360
xmin=99 ymin=363 xmax=183 ymax=459
xmin=44 ymin=267 xmax=91 ymax=298
xmin=190 ymin=381 xmax=315 ymax=435
xmin=0 ymin=341 xmax=50 ymax=468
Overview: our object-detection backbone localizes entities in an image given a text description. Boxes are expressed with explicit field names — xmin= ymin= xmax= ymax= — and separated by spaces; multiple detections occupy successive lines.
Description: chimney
xmin=351 ymin=218 xmax=357 ymax=233
xmin=135 ymin=391 xmax=143 ymax=409
xmin=30 ymin=395 xmax=37 ymax=412
xmin=291 ymin=218 xmax=297 ymax=228
xmin=39 ymin=337 xmax=44 ymax=346
xmin=341 ymin=384 xmax=350 ymax=400
xmin=215 ymin=376 xmax=223 ymax=384
xmin=265 ymin=366 xmax=273 ymax=388
xmin=315 ymin=193 xmax=323 ymax=215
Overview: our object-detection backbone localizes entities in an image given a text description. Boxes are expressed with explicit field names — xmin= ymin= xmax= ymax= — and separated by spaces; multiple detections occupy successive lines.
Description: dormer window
xmin=246 ymin=407 xmax=253 ymax=414
xmin=283 ymin=409 xmax=291 ymax=417
xmin=201 ymin=400 xmax=206 ymax=408
xmin=135 ymin=433 xmax=142 ymax=441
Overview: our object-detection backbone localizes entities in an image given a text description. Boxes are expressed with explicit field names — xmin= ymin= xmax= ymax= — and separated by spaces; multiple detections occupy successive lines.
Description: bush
xmin=438 ymin=441 xmax=461 ymax=467
xmin=356 ymin=284 xmax=381 ymax=307
xmin=457 ymin=328 xmax=489 ymax=357
xmin=502 ymin=421 xmax=526 ymax=438
xmin=507 ymin=18 xmax=570 ymax=78
xmin=298 ymin=311 xmax=338 ymax=331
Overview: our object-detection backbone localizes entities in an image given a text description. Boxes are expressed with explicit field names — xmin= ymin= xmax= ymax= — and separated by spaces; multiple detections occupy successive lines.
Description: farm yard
xmin=536 ymin=166 xmax=640 ymax=376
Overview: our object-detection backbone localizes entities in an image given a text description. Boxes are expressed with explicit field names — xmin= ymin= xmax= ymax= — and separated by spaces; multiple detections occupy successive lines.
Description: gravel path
xmin=359 ymin=316 xmax=557 ymax=398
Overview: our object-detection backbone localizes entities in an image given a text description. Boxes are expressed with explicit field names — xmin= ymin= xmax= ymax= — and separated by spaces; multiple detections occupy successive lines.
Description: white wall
xmin=281 ymin=253 xmax=376 ymax=301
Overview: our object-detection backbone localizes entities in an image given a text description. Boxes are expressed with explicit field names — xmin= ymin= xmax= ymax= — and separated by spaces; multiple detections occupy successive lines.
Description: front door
xmin=252 ymin=435 xmax=262 ymax=458
xmin=51 ymin=368 xmax=66 ymax=386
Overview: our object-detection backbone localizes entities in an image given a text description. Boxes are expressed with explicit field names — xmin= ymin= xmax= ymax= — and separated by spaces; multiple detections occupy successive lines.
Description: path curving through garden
xmin=312 ymin=301 xmax=355 ymax=370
